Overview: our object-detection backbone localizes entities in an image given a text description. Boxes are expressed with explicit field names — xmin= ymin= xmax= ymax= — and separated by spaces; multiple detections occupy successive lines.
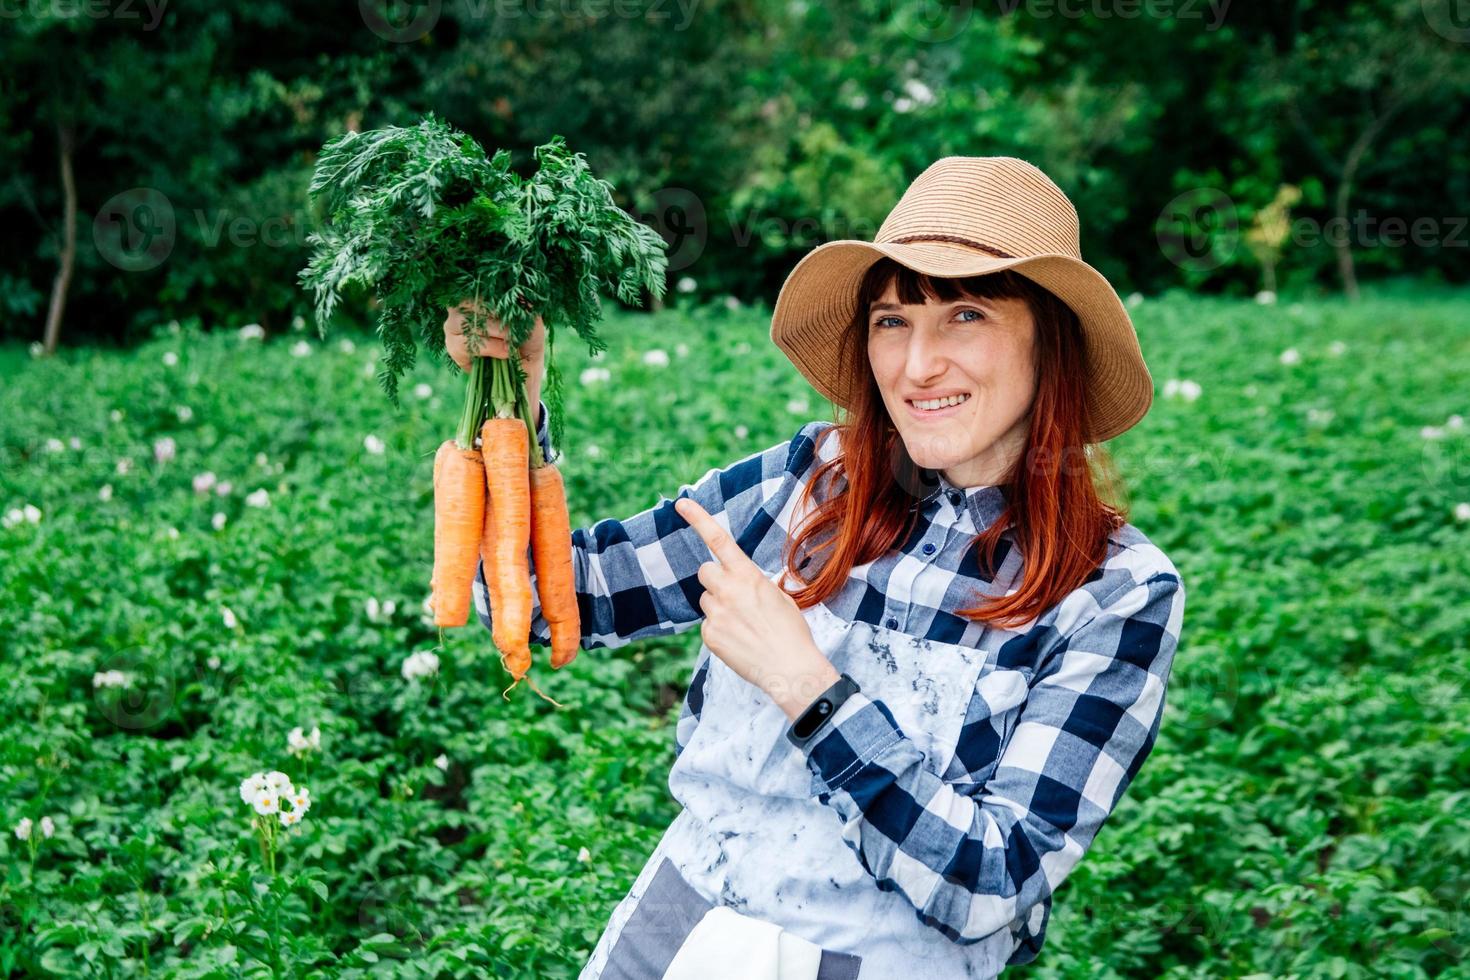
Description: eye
xmin=872 ymin=314 xmax=905 ymax=329
xmin=955 ymin=307 xmax=985 ymax=323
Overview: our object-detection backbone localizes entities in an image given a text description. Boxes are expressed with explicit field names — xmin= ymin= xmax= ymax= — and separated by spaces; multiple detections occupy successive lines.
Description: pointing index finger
xmin=674 ymin=497 xmax=745 ymax=566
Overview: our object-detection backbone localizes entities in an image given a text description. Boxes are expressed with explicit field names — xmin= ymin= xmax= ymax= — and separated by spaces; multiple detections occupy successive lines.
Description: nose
xmin=903 ymin=324 xmax=947 ymax=385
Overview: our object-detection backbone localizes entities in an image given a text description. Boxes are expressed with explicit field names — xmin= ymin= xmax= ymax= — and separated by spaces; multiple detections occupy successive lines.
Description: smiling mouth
xmin=906 ymin=393 xmax=972 ymax=415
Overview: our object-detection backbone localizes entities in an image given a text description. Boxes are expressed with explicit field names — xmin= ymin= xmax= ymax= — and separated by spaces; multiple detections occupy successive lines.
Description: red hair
xmin=777 ymin=258 xmax=1130 ymax=630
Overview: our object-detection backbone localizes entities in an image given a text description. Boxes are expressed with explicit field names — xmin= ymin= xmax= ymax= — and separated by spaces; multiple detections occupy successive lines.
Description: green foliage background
xmin=2 ymin=0 xmax=1468 ymax=346
xmin=3 ymin=286 xmax=1470 ymax=974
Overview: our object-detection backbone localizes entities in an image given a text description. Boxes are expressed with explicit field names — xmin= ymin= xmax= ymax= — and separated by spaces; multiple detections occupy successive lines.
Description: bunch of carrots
xmin=429 ymin=301 xmax=580 ymax=702
xmin=299 ymin=116 xmax=667 ymax=701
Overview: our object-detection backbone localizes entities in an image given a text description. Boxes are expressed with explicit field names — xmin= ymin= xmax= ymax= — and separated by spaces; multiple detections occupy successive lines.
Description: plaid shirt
xmin=475 ymin=405 xmax=1187 ymax=967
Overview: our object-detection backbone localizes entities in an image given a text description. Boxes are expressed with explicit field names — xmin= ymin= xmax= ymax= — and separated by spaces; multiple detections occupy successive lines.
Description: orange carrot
xmin=430 ymin=439 xmax=486 ymax=628
xmin=529 ymin=461 xmax=581 ymax=669
xmin=480 ymin=417 xmax=532 ymax=679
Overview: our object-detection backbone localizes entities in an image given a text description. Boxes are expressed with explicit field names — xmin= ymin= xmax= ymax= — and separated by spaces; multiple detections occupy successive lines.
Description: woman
xmin=444 ymin=156 xmax=1187 ymax=979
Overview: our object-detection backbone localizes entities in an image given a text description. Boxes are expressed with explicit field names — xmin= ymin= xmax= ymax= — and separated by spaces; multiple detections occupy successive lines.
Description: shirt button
xmin=884 ymin=617 xmax=899 ymax=630
xmin=921 ymin=542 xmax=936 ymax=556
xmin=947 ymin=491 xmax=963 ymax=506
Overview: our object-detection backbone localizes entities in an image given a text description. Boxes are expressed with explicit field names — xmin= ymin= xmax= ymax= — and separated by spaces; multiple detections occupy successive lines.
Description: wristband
xmin=786 ymin=673 xmax=861 ymax=749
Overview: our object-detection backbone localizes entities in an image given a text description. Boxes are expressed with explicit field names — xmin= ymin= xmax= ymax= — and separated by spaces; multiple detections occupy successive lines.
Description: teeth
xmin=910 ymin=394 xmax=970 ymax=411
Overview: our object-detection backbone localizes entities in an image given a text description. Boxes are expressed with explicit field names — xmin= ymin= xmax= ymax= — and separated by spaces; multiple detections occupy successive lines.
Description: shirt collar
xmin=915 ymin=467 xmax=1011 ymax=532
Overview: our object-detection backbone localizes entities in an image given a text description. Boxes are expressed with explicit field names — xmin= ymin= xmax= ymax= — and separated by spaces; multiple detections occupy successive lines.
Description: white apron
xmin=580 ymin=563 xmax=1022 ymax=979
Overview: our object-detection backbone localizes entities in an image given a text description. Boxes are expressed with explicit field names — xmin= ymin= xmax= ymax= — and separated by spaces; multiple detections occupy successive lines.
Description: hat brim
xmin=769 ymin=239 xmax=1154 ymax=443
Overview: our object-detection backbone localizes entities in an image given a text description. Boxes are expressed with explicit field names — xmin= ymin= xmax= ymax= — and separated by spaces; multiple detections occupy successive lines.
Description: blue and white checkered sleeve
xmin=791 ymin=547 xmax=1186 ymax=947
xmin=476 ymin=415 xmax=828 ymax=653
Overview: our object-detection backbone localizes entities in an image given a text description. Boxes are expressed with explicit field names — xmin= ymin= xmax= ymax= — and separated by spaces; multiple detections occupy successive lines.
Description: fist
xmin=443 ymin=300 xmax=547 ymax=392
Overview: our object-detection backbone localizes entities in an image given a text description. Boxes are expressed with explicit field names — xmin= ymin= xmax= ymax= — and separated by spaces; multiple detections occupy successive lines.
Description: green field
xmin=3 ymin=283 xmax=1469 ymax=977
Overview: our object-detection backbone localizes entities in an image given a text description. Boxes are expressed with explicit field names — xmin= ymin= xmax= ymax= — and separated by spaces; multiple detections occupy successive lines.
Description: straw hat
xmin=769 ymin=156 xmax=1154 ymax=443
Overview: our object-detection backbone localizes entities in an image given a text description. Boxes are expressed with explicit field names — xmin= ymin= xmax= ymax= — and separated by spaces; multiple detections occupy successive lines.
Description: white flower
xmin=734 ymin=425 xmax=749 ymax=439
xmin=291 ymin=340 xmax=312 ymax=358
xmin=166 ymin=526 xmax=180 ymax=540
xmin=292 ymin=314 xmax=306 ymax=331
xmin=22 ymin=504 xmax=41 ymax=524
xmin=239 ymin=323 xmax=265 ymax=341
xmin=153 ymin=437 xmax=177 ymax=464
xmin=363 ymin=359 xmax=376 ymax=377
xmin=433 ymin=754 xmax=449 ymax=772
xmin=215 ymin=481 xmax=233 ymax=497
xmin=1179 ymin=380 xmax=1202 ymax=402
xmin=69 ymin=437 xmax=81 ymax=450
xmin=207 ymin=654 xmax=221 ymax=669
xmin=2 ymin=509 xmax=21 ymax=529
xmin=175 ymin=405 xmax=194 ymax=423
xmin=363 ymin=434 xmax=386 ymax=455
xmin=291 ymin=786 xmax=311 ymax=813
xmin=1447 ymin=415 xmax=1464 ymax=430
xmin=29 ymin=341 xmax=43 ymax=358
xmin=1125 ymin=292 xmax=1144 ymax=309
xmin=99 ymin=484 xmax=113 ymax=502
xmin=45 ymin=438 xmax=65 ymax=453
xmin=577 ymin=845 xmax=591 ymax=863
xmin=902 ymin=77 xmax=936 ymax=106
xmin=1279 ymin=348 xmax=1301 ymax=365
xmin=1307 ymin=408 xmax=1335 ymax=426
xmin=642 ymin=349 xmax=670 ymax=367
xmin=1163 ymin=378 xmax=1180 ymax=398
xmin=254 ymin=452 xmax=269 ymax=467
xmin=675 ymin=343 xmax=690 ymax=357
xmin=585 ymin=443 xmax=602 ymax=458
xmin=337 ymin=338 xmax=356 ymax=354
xmin=677 ymin=276 xmax=697 ymax=294
xmin=723 ymin=296 xmax=741 ymax=311
xmin=221 ymin=605 xmax=238 ymax=629
xmin=1328 ymin=340 xmax=1347 ymax=357
xmin=785 ymin=397 xmax=809 ymax=415
xmin=1254 ymin=290 xmax=1277 ymax=305
xmin=239 ymin=771 xmax=268 ymax=804
xmin=413 ymin=383 xmax=433 ymax=400
xmin=39 ymin=816 xmax=54 ymax=839
xmin=162 ymin=351 xmax=179 ymax=367
xmin=287 ymin=725 xmax=321 ymax=756
xmin=193 ymin=471 xmax=218 ymax=494
xmin=252 ymin=791 xmax=281 ymax=816
xmin=116 ymin=458 xmax=133 ymax=476
xmin=1421 ymin=426 xmax=1445 ymax=440
xmin=93 ymin=669 xmax=129 ymax=689
xmin=401 ymin=649 xmax=441 ymax=681
xmin=211 ymin=512 xmax=228 ymax=531
xmin=279 ymin=809 xmax=302 ymax=827
xmin=580 ymin=367 xmax=611 ymax=385
xmin=14 ymin=818 xmax=31 ymax=841
xmin=110 ymin=409 xmax=124 ymax=423
xmin=245 ymin=488 xmax=270 ymax=508
xmin=265 ymin=770 xmax=294 ymax=795
xmin=1456 ymin=503 xmax=1470 ymax=522
xmin=366 ymin=597 xmax=380 ymax=621
xmin=893 ymin=96 xmax=914 ymax=113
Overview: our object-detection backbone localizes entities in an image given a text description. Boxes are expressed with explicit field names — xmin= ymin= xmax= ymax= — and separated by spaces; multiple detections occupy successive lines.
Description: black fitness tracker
xmin=787 ymin=673 xmax=861 ymax=748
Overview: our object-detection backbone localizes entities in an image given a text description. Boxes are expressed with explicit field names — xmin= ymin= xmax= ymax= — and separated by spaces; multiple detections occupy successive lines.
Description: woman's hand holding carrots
xmin=444 ymin=301 xmax=547 ymax=421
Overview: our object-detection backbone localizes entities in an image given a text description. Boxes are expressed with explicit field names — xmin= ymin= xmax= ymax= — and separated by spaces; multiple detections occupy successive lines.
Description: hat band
xmin=885 ymin=233 xmax=1017 ymax=259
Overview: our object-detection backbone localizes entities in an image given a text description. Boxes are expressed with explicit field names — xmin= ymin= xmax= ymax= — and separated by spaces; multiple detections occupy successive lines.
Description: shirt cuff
xmin=788 ymin=691 xmax=910 ymax=795
xmin=535 ymin=399 xmax=556 ymax=463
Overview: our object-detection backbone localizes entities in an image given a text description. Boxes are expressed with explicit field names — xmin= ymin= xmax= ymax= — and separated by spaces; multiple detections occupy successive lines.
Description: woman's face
xmin=865 ymin=281 xmax=1038 ymax=488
